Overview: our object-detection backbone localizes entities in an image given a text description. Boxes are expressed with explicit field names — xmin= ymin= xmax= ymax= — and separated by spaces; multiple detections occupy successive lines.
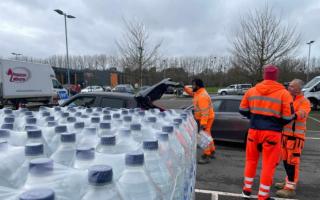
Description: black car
xmin=186 ymin=95 xmax=250 ymax=143
xmin=61 ymin=79 xmax=180 ymax=110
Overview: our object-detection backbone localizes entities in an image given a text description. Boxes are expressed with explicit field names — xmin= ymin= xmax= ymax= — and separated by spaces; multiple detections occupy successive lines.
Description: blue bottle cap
xmin=25 ymin=111 xmax=33 ymax=116
xmin=20 ymin=108 xmax=29 ymax=112
xmin=27 ymin=129 xmax=42 ymax=138
xmin=61 ymin=112 xmax=69 ymax=118
xmin=55 ymin=125 xmax=67 ymax=134
xmin=162 ymin=126 xmax=174 ymax=133
xmin=103 ymin=110 xmax=110 ymax=115
xmin=129 ymin=109 xmax=135 ymax=113
xmin=74 ymin=122 xmax=85 ymax=129
xmin=100 ymin=135 xmax=116 ymax=145
xmin=112 ymin=113 xmax=120 ymax=119
xmin=4 ymin=117 xmax=15 ymax=123
xmin=81 ymin=114 xmax=89 ymax=119
xmin=45 ymin=116 xmax=55 ymax=122
xmin=4 ymin=109 xmax=13 ymax=114
xmin=47 ymin=122 xmax=57 ymax=127
xmin=103 ymin=115 xmax=111 ymax=121
xmin=25 ymin=125 xmax=37 ymax=131
xmin=138 ymin=111 xmax=145 ymax=116
xmin=0 ymin=129 xmax=10 ymax=138
xmin=86 ymin=108 xmax=93 ymax=113
xmin=41 ymin=112 xmax=50 ymax=117
xmin=147 ymin=117 xmax=157 ymax=123
xmin=123 ymin=116 xmax=132 ymax=122
xmin=91 ymin=117 xmax=100 ymax=123
xmin=1 ymin=123 xmax=13 ymax=130
xmin=25 ymin=143 xmax=44 ymax=156
xmin=74 ymin=112 xmax=82 ymax=117
xmin=100 ymin=122 xmax=111 ymax=129
xmin=95 ymin=107 xmax=103 ymax=112
xmin=54 ymin=107 xmax=61 ymax=111
xmin=88 ymin=165 xmax=113 ymax=186
xmin=26 ymin=118 xmax=37 ymax=124
xmin=119 ymin=128 xmax=131 ymax=136
xmin=19 ymin=188 xmax=55 ymax=200
xmin=143 ymin=140 xmax=158 ymax=150
xmin=121 ymin=110 xmax=129 ymax=115
xmin=125 ymin=151 xmax=144 ymax=166
xmin=174 ymin=118 xmax=183 ymax=124
xmin=67 ymin=107 xmax=76 ymax=113
xmin=157 ymin=132 xmax=169 ymax=141
xmin=158 ymin=112 xmax=166 ymax=118
xmin=60 ymin=132 xmax=76 ymax=143
xmin=67 ymin=117 xmax=76 ymax=123
xmin=29 ymin=158 xmax=54 ymax=175
xmin=76 ymin=146 xmax=95 ymax=160
xmin=130 ymin=123 xmax=141 ymax=131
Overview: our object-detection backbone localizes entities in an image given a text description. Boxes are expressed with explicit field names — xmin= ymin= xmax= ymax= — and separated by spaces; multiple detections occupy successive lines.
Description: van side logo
xmin=7 ymin=67 xmax=31 ymax=83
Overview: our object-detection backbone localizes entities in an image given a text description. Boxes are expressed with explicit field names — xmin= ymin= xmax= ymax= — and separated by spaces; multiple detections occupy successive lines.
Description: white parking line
xmin=306 ymin=137 xmax=320 ymax=140
xmin=307 ymin=130 xmax=320 ymax=133
xmin=195 ymin=189 xmax=298 ymax=200
xmin=309 ymin=116 xmax=320 ymax=123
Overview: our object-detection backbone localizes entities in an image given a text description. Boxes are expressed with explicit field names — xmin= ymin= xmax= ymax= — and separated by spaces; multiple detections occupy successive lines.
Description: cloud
xmin=0 ymin=0 xmax=319 ymax=58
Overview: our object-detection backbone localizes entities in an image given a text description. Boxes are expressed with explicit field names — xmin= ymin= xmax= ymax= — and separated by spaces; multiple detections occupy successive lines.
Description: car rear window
xmin=219 ymin=100 xmax=241 ymax=112
xmin=68 ymin=96 xmax=96 ymax=107
xmin=100 ymin=98 xmax=125 ymax=108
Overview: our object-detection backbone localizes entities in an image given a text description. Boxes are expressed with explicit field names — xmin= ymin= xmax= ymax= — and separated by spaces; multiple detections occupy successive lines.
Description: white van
xmin=0 ymin=59 xmax=68 ymax=108
xmin=302 ymin=76 xmax=320 ymax=110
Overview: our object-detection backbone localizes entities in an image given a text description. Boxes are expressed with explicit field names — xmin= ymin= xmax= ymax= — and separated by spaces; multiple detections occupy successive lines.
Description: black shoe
xmin=242 ymin=190 xmax=251 ymax=199
xmin=198 ymin=155 xmax=211 ymax=164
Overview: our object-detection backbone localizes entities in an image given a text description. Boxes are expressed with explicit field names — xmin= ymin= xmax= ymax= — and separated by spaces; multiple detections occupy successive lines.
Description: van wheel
xmin=221 ymin=91 xmax=227 ymax=95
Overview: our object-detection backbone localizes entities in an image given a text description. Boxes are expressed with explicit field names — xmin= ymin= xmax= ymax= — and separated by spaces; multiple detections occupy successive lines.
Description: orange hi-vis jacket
xmin=184 ymin=87 xmax=214 ymax=126
xmin=283 ymin=94 xmax=311 ymax=140
xmin=240 ymin=80 xmax=294 ymax=132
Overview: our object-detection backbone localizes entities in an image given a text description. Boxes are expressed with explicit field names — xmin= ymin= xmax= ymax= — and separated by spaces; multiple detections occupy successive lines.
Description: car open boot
xmin=276 ymin=188 xmax=296 ymax=198
xmin=274 ymin=182 xmax=285 ymax=190
xmin=198 ymin=154 xmax=211 ymax=164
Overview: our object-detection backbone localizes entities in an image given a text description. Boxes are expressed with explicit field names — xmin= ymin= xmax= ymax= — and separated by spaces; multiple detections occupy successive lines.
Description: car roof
xmin=211 ymin=95 xmax=243 ymax=100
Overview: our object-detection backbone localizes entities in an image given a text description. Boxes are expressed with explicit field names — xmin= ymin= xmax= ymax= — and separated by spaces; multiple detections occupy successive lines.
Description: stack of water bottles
xmin=0 ymin=106 xmax=197 ymax=200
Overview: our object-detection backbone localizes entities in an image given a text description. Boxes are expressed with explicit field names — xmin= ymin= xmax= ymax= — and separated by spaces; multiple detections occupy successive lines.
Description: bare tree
xmin=116 ymin=19 xmax=162 ymax=86
xmin=231 ymin=5 xmax=300 ymax=82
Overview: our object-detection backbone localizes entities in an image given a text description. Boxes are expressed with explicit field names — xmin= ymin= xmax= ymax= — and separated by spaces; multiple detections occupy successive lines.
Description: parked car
xmin=218 ymin=84 xmax=252 ymax=95
xmin=185 ymin=95 xmax=249 ymax=143
xmin=61 ymin=79 xmax=180 ymax=110
xmin=112 ymin=84 xmax=135 ymax=94
xmin=81 ymin=86 xmax=104 ymax=93
xmin=302 ymin=76 xmax=320 ymax=110
xmin=165 ymin=86 xmax=175 ymax=94
xmin=103 ymin=86 xmax=112 ymax=92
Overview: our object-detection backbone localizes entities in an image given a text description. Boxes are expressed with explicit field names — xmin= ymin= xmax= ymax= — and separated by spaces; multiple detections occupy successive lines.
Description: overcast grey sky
xmin=0 ymin=0 xmax=319 ymax=58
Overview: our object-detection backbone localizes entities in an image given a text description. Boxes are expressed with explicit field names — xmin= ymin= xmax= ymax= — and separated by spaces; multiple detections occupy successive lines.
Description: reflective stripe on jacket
xmin=184 ymin=87 xmax=214 ymax=126
xmin=283 ymin=95 xmax=311 ymax=139
xmin=239 ymin=80 xmax=294 ymax=132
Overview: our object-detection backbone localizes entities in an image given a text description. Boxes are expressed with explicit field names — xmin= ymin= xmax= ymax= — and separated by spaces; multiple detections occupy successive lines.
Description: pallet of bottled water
xmin=0 ymin=106 xmax=197 ymax=200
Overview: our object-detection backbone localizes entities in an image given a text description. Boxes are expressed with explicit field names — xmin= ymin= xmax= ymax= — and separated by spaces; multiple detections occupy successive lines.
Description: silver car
xmin=218 ymin=84 xmax=252 ymax=95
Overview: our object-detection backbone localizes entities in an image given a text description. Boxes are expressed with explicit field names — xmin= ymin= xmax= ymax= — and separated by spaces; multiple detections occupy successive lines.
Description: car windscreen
xmin=219 ymin=100 xmax=241 ymax=112
xmin=100 ymin=97 xmax=125 ymax=108
xmin=304 ymin=77 xmax=320 ymax=88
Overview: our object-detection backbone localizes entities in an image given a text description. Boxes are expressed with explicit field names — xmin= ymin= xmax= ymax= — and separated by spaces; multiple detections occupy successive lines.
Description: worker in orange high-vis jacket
xmin=275 ymin=79 xmax=311 ymax=198
xmin=239 ymin=65 xmax=294 ymax=200
xmin=184 ymin=78 xmax=215 ymax=164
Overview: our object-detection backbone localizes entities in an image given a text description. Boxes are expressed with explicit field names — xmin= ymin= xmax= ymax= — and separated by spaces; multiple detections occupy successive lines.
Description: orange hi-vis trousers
xmin=243 ymin=129 xmax=281 ymax=200
xmin=202 ymin=118 xmax=215 ymax=156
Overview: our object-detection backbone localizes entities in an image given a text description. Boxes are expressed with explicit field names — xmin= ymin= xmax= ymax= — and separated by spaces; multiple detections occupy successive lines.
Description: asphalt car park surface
xmin=157 ymin=97 xmax=320 ymax=200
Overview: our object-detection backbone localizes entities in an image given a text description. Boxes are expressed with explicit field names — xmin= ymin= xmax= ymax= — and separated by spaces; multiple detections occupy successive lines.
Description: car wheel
xmin=221 ymin=91 xmax=227 ymax=95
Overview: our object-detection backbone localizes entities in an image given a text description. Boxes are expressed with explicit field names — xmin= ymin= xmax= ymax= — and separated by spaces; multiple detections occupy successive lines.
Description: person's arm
xmin=239 ymin=91 xmax=250 ymax=118
xmin=184 ymin=86 xmax=194 ymax=97
xmin=280 ymin=91 xmax=294 ymax=125
xmin=296 ymin=98 xmax=311 ymax=120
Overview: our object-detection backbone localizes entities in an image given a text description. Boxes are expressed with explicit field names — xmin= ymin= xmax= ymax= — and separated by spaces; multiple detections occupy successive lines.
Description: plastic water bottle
xmin=26 ymin=129 xmax=51 ymax=156
xmin=50 ymin=132 xmax=76 ymax=167
xmin=130 ymin=123 xmax=142 ymax=142
xmin=99 ymin=122 xmax=113 ymax=136
xmin=90 ymin=117 xmax=101 ymax=129
xmin=118 ymin=151 xmax=162 ymax=200
xmin=157 ymin=132 xmax=183 ymax=200
xmin=48 ymin=125 xmax=67 ymax=153
xmin=95 ymin=135 xmax=125 ymax=179
xmin=117 ymin=128 xmax=140 ymax=153
xmin=3 ymin=117 xmax=16 ymax=130
xmin=82 ymin=165 xmax=123 ymax=200
xmin=1 ymin=123 xmax=14 ymax=130
xmin=78 ymin=127 xmax=98 ymax=148
xmin=13 ymin=143 xmax=46 ymax=188
xmin=122 ymin=116 xmax=133 ymax=128
xmin=0 ymin=140 xmax=25 ymax=188
xmin=80 ymin=114 xmax=90 ymax=127
xmin=0 ymin=185 xmax=19 ymax=200
xmin=0 ymin=129 xmax=12 ymax=145
xmin=143 ymin=140 xmax=174 ymax=200
xmin=70 ymin=122 xmax=85 ymax=136
xmin=19 ymin=188 xmax=55 ymax=200
xmin=73 ymin=146 xmax=95 ymax=170
xmin=102 ymin=114 xmax=112 ymax=122
xmin=24 ymin=158 xmax=87 ymax=200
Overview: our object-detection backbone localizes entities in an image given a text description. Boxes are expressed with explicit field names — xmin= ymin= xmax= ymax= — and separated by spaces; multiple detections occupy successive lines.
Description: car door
xmin=211 ymin=99 xmax=249 ymax=142
xmin=99 ymin=97 xmax=126 ymax=108
xmin=228 ymin=85 xmax=236 ymax=95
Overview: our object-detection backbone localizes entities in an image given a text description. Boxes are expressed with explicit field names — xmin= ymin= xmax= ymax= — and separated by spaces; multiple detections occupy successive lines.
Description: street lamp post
xmin=138 ymin=46 xmax=144 ymax=87
xmin=162 ymin=59 xmax=166 ymax=79
xmin=11 ymin=52 xmax=22 ymax=60
xmin=306 ymin=40 xmax=315 ymax=82
xmin=54 ymin=9 xmax=75 ymax=88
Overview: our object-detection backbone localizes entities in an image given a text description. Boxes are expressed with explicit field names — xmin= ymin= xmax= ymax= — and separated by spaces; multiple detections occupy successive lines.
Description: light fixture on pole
xmin=11 ymin=52 xmax=22 ymax=60
xmin=306 ymin=40 xmax=315 ymax=82
xmin=54 ymin=9 xmax=75 ymax=88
